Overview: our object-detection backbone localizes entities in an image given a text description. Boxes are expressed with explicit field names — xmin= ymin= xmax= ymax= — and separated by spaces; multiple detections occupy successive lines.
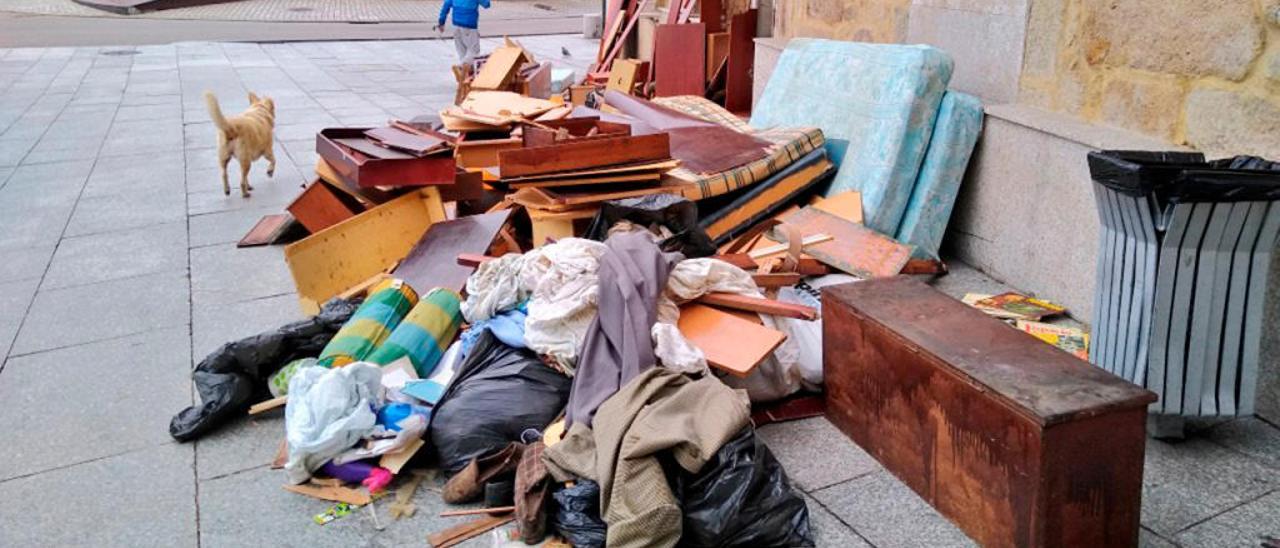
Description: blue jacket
xmin=439 ymin=0 xmax=490 ymax=29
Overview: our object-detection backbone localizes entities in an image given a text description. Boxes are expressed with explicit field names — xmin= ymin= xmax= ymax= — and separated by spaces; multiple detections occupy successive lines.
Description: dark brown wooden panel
xmin=654 ymin=23 xmax=706 ymax=97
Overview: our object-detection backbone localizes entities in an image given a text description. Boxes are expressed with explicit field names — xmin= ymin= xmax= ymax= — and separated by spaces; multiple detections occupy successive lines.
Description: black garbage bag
xmin=584 ymin=194 xmax=718 ymax=258
xmin=550 ymin=479 xmax=607 ymax=548
xmin=169 ymin=298 xmax=359 ymax=442
xmin=672 ymin=427 xmax=815 ymax=548
xmin=1087 ymin=151 xmax=1280 ymax=204
xmin=429 ymin=330 xmax=571 ymax=474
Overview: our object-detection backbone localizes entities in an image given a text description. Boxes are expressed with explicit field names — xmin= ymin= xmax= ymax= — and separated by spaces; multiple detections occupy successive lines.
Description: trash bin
xmin=1088 ymin=151 xmax=1280 ymax=418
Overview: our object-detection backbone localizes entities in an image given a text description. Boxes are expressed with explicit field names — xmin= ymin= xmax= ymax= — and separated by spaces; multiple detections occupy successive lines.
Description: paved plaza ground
xmin=0 ymin=34 xmax=1278 ymax=547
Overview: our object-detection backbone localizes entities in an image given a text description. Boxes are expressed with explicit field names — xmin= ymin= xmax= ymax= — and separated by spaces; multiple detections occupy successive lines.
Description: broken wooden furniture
xmin=823 ymin=276 xmax=1156 ymax=547
xmin=317 ymin=127 xmax=455 ymax=188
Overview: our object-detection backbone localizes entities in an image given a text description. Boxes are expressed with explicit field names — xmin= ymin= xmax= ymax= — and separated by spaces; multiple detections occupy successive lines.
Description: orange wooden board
xmin=677 ymin=303 xmax=786 ymax=377
xmin=773 ymin=206 xmax=913 ymax=278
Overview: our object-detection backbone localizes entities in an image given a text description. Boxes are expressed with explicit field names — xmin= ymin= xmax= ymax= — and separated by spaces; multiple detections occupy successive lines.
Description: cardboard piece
xmin=379 ymin=438 xmax=425 ymax=474
xmin=471 ymin=46 xmax=530 ymax=90
xmin=284 ymin=483 xmax=372 ymax=506
xmin=678 ymin=303 xmax=786 ymax=377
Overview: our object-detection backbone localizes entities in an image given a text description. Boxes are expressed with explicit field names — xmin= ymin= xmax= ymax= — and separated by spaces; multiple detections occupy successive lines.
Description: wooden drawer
xmin=822 ymin=276 xmax=1156 ymax=548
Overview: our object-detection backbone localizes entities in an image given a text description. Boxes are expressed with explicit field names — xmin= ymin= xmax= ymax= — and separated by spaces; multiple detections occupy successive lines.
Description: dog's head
xmin=248 ymin=92 xmax=275 ymax=119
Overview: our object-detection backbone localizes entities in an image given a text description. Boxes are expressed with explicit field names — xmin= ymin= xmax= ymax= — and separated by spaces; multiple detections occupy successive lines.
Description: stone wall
xmin=1020 ymin=0 xmax=1280 ymax=157
xmin=772 ymin=0 xmax=911 ymax=43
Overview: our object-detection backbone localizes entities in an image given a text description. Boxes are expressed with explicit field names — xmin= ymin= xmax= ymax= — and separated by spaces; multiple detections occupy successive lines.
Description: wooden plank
xmin=286 ymin=180 xmax=365 ymax=234
xmin=393 ymin=209 xmax=512 ymax=294
xmin=701 ymin=0 xmax=723 ymax=32
xmin=724 ymin=9 xmax=757 ymax=113
xmin=284 ymin=187 xmax=447 ymax=314
xmin=498 ymin=133 xmax=670 ymax=178
xmin=773 ymin=207 xmax=913 ymax=278
xmin=600 ymin=0 xmax=651 ymax=73
xmin=471 ymin=46 xmax=528 ymax=90
xmin=365 ymin=127 xmax=447 ymax=156
xmin=654 ymin=23 xmax=706 ymax=97
xmin=705 ymin=32 xmax=729 ymax=81
xmin=509 ymin=172 xmax=660 ymax=189
xmin=678 ymin=303 xmax=786 ymax=377
xmin=439 ymin=506 xmax=515 ymax=517
xmin=534 ymin=181 xmax=677 ymax=207
xmin=698 ymin=292 xmax=818 ymax=320
xmin=248 ymin=395 xmax=288 ymax=415
xmin=751 ymin=272 xmax=803 ymax=288
xmin=428 ymin=515 xmax=514 ymax=548
xmin=238 ymin=214 xmax=296 ymax=247
xmin=501 ymin=159 xmax=680 ymax=182
xmin=454 ymin=135 xmax=523 ymax=169
xmin=335 ymin=137 xmax=416 ymax=160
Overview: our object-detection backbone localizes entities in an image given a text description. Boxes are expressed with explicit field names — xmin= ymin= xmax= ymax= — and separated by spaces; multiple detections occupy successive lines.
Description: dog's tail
xmin=204 ymin=91 xmax=235 ymax=139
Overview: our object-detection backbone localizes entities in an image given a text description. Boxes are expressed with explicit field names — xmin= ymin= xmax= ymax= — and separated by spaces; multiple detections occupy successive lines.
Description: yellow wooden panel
xmin=285 ymin=187 xmax=446 ymax=314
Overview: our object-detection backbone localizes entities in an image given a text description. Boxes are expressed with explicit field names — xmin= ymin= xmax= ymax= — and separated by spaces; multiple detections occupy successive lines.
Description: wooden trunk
xmin=823 ymin=276 xmax=1156 ymax=548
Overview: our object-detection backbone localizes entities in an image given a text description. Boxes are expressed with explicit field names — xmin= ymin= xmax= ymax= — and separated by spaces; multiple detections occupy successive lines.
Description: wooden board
xmin=678 ymin=303 xmax=786 ymax=377
xmin=238 ymin=214 xmax=295 ymax=247
xmin=654 ymin=23 xmax=706 ymax=97
xmin=454 ymin=135 xmax=523 ymax=169
xmin=812 ymin=191 xmax=864 ymax=224
xmin=284 ymin=187 xmax=447 ymax=314
xmin=501 ymin=159 xmax=680 ymax=182
xmin=393 ymin=209 xmax=512 ymax=294
xmin=700 ymin=157 xmax=835 ymax=243
xmin=428 ymin=515 xmax=514 ymax=548
xmin=705 ymin=32 xmax=729 ymax=81
xmin=471 ymin=46 xmax=528 ymax=90
xmin=335 ymin=137 xmax=416 ymax=160
xmin=698 ymin=292 xmax=818 ymax=320
xmin=823 ymin=277 xmax=1156 ymax=547
xmin=498 ymin=133 xmax=670 ymax=178
xmin=725 ymin=10 xmax=757 ymax=113
xmin=365 ymin=127 xmax=446 ymax=156
xmin=701 ymin=0 xmax=724 ymax=33
xmin=509 ymin=172 xmax=661 ymax=189
xmin=772 ymin=206 xmax=913 ymax=278
xmin=286 ymin=180 xmax=365 ymax=233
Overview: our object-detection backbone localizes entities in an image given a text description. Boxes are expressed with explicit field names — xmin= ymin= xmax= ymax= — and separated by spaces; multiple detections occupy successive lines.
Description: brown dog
xmin=204 ymin=91 xmax=276 ymax=197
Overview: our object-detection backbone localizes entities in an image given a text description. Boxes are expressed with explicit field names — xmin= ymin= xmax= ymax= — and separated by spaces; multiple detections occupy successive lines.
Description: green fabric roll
xmin=317 ymin=278 xmax=418 ymax=368
xmin=368 ymin=287 xmax=463 ymax=377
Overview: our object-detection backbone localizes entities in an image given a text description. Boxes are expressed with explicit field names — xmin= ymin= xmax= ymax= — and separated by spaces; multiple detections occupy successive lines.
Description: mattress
xmin=895 ymin=91 xmax=984 ymax=259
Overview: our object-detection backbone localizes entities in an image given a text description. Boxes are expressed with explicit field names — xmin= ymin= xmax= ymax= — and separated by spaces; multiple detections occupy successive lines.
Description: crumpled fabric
xmin=565 ymin=231 xmax=682 ymax=428
xmin=459 ymin=302 xmax=528 ymax=358
xmin=461 ymin=238 xmax=609 ymax=374
xmin=543 ymin=368 xmax=751 ymax=548
xmin=284 ymin=362 xmax=383 ymax=484
xmin=332 ymin=413 xmax=427 ymax=465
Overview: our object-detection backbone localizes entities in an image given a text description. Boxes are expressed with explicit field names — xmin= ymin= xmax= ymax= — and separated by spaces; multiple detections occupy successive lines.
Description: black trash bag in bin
xmin=672 ymin=427 xmax=815 ymax=548
xmin=584 ymin=194 xmax=718 ymax=258
xmin=1087 ymin=150 xmax=1280 ymax=204
xmin=550 ymin=479 xmax=608 ymax=548
xmin=429 ymin=330 xmax=571 ymax=475
xmin=169 ymin=297 xmax=360 ymax=442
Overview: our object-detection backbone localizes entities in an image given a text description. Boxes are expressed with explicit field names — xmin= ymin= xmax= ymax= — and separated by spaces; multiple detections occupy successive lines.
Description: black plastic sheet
xmin=672 ymin=427 xmax=815 ymax=548
xmin=428 ymin=330 xmax=571 ymax=475
xmin=169 ymin=298 xmax=359 ymax=442
xmin=584 ymin=194 xmax=718 ymax=258
xmin=551 ymin=479 xmax=608 ymax=548
xmin=1088 ymin=150 xmax=1280 ymax=203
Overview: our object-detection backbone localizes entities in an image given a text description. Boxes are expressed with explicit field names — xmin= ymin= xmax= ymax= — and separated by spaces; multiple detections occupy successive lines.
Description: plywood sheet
xmin=678 ymin=303 xmax=785 ymax=377
xmin=498 ymin=133 xmax=670 ymax=178
xmin=654 ymin=23 xmax=706 ymax=97
xmin=393 ymin=209 xmax=512 ymax=293
xmin=471 ymin=46 xmax=528 ymax=90
xmin=285 ymin=187 xmax=447 ymax=314
xmin=725 ymin=10 xmax=757 ymax=113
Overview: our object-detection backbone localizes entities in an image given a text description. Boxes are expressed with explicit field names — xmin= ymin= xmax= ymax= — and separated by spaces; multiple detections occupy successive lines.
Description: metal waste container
xmin=1088 ymin=151 xmax=1280 ymax=418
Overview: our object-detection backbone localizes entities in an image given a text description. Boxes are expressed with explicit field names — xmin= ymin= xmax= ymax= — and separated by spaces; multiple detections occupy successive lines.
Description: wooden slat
xmin=654 ymin=23 xmax=706 ymax=97
xmin=725 ymin=9 xmax=757 ymax=113
xmin=705 ymin=32 xmax=729 ymax=81
xmin=698 ymin=292 xmax=818 ymax=320
xmin=498 ymin=133 xmax=670 ymax=178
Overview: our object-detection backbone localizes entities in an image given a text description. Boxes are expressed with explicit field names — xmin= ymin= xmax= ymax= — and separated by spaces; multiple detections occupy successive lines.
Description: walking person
xmin=435 ymin=0 xmax=490 ymax=63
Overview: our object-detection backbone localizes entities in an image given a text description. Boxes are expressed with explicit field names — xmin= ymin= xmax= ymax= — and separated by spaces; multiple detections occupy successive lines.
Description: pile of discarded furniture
xmin=171 ymin=34 xmax=1169 ymax=547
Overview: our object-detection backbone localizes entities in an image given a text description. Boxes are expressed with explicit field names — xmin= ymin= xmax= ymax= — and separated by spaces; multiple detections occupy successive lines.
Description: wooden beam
xmin=697 ymin=292 xmax=819 ymax=320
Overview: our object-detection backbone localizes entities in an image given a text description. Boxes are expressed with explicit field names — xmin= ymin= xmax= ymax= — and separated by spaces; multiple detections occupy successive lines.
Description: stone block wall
xmin=772 ymin=0 xmax=911 ymax=43
xmin=1020 ymin=0 xmax=1280 ymax=157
